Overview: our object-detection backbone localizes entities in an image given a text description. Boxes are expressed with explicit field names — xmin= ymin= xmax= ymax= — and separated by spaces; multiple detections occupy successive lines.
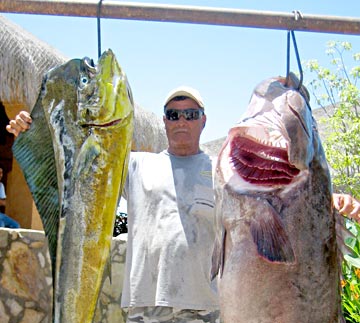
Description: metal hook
xmin=97 ymin=0 xmax=103 ymax=58
xmin=292 ymin=10 xmax=303 ymax=21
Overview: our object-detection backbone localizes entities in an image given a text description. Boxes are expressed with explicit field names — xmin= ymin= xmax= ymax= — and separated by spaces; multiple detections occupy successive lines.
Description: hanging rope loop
xmin=285 ymin=13 xmax=311 ymax=108
xmin=285 ymin=30 xmax=303 ymax=90
xmin=97 ymin=0 xmax=103 ymax=58
xmin=285 ymin=11 xmax=304 ymax=90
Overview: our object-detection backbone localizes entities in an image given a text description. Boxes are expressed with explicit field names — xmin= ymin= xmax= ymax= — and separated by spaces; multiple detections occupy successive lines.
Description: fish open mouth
xmin=229 ymin=136 xmax=300 ymax=185
xmin=82 ymin=118 xmax=122 ymax=128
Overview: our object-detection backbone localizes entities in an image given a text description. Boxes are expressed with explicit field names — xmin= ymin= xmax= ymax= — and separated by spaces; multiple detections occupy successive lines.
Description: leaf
xmin=344 ymin=254 xmax=360 ymax=268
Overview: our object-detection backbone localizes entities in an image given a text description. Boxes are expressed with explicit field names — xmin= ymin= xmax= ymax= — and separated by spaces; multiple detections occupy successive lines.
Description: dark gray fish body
xmin=211 ymin=74 xmax=343 ymax=323
xmin=13 ymin=49 xmax=134 ymax=323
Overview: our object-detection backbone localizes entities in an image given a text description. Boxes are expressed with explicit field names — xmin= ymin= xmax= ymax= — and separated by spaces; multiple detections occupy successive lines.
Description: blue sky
xmin=2 ymin=0 xmax=360 ymax=144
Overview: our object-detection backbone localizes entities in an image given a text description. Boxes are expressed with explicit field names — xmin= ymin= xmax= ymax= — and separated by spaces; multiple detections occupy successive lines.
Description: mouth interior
xmin=82 ymin=118 xmax=122 ymax=128
xmin=229 ymin=136 xmax=299 ymax=185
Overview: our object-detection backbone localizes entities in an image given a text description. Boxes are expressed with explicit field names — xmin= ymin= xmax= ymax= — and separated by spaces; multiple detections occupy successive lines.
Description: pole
xmin=0 ymin=0 xmax=360 ymax=35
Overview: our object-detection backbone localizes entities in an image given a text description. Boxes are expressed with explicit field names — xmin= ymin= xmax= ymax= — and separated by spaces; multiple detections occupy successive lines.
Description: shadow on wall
xmin=0 ymin=101 xmax=12 ymax=187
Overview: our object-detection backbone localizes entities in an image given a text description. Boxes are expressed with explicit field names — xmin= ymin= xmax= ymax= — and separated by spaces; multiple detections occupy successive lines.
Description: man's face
xmin=0 ymin=169 xmax=3 ymax=180
xmin=163 ymin=98 xmax=206 ymax=156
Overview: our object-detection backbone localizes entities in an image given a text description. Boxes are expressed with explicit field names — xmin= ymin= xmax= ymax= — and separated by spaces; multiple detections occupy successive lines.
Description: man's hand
xmin=6 ymin=111 xmax=32 ymax=137
xmin=333 ymin=193 xmax=360 ymax=223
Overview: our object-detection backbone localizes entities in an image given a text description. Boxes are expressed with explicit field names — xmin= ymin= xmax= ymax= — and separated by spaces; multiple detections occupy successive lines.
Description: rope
xmin=285 ymin=11 xmax=304 ymax=90
xmin=97 ymin=0 xmax=103 ymax=58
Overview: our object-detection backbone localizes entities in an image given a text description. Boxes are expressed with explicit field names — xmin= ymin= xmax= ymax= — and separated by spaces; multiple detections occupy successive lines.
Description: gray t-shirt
xmin=121 ymin=150 xmax=219 ymax=310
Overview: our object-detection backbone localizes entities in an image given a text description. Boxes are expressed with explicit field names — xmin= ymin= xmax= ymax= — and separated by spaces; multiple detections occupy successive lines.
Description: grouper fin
xmin=250 ymin=200 xmax=295 ymax=263
xmin=210 ymin=235 xmax=221 ymax=280
xmin=12 ymin=89 xmax=60 ymax=284
xmin=335 ymin=211 xmax=356 ymax=259
xmin=210 ymin=229 xmax=226 ymax=280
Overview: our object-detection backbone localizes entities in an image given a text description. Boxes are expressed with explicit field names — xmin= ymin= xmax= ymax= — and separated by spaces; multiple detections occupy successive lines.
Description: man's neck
xmin=168 ymin=146 xmax=200 ymax=157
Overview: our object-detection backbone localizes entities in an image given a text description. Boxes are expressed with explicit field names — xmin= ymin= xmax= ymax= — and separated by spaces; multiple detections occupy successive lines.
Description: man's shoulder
xmin=130 ymin=150 xmax=165 ymax=158
xmin=130 ymin=150 xmax=166 ymax=163
xmin=198 ymin=151 xmax=217 ymax=166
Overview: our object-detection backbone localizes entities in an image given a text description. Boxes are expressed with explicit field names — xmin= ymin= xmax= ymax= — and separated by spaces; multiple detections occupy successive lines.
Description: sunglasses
xmin=165 ymin=108 xmax=204 ymax=121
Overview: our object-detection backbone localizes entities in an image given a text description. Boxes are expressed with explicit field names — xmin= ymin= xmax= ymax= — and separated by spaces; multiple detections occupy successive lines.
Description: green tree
xmin=305 ymin=41 xmax=360 ymax=198
xmin=305 ymin=41 xmax=360 ymax=323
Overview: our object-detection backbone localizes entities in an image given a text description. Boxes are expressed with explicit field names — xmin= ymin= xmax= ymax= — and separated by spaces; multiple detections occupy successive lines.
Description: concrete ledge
xmin=0 ymin=228 xmax=127 ymax=323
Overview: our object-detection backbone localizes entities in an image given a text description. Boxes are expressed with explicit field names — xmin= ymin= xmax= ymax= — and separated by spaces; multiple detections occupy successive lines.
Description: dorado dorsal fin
xmin=12 ymin=83 xmax=59 ymax=284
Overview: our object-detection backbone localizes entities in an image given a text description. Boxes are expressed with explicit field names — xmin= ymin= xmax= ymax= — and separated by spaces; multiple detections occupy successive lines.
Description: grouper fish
xmin=211 ymin=73 xmax=343 ymax=323
xmin=12 ymin=49 xmax=134 ymax=323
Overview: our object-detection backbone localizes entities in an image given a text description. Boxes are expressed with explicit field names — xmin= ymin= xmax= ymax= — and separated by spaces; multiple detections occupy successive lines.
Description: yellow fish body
xmin=13 ymin=49 xmax=134 ymax=323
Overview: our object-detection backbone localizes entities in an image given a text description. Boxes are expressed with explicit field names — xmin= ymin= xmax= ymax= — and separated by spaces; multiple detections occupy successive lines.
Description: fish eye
xmin=78 ymin=76 xmax=89 ymax=89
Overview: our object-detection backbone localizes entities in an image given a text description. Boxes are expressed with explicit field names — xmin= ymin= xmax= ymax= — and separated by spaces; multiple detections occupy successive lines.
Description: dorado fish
xmin=211 ymin=73 xmax=343 ymax=323
xmin=12 ymin=49 xmax=134 ymax=323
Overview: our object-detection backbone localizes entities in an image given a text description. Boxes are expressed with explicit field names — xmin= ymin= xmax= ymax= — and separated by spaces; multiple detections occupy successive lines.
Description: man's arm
xmin=6 ymin=110 xmax=32 ymax=137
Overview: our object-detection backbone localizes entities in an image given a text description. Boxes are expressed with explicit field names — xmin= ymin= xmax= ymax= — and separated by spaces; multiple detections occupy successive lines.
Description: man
xmin=121 ymin=86 xmax=219 ymax=322
xmin=0 ymin=167 xmax=20 ymax=228
xmin=6 ymin=86 xmax=360 ymax=323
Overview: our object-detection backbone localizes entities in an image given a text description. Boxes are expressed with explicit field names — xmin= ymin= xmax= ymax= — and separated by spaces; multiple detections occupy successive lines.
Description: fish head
xmin=77 ymin=49 xmax=134 ymax=128
xmin=217 ymin=73 xmax=315 ymax=192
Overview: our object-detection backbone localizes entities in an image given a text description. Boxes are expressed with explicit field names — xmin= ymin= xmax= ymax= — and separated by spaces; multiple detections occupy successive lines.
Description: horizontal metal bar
xmin=1 ymin=0 xmax=360 ymax=35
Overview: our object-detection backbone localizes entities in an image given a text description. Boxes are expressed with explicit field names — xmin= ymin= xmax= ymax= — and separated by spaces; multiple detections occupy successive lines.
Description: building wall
xmin=0 ymin=228 xmax=127 ymax=323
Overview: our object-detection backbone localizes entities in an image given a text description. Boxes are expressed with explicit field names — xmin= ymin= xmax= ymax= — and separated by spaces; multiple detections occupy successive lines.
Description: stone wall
xmin=0 ymin=228 xmax=127 ymax=323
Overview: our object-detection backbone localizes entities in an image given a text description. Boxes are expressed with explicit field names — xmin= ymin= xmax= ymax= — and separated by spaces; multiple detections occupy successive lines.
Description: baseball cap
xmin=164 ymin=86 xmax=205 ymax=109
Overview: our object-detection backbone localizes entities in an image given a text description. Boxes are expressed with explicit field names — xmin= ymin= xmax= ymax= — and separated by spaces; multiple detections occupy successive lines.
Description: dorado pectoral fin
xmin=104 ymin=255 xmax=112 ymax=285
xmin=250 ymin=201 xmax=295 ymax=263
xmin=73 ymin=135 xmax=101 ymax=179
xmin=335 ymin=211 xmax=355 ymax=258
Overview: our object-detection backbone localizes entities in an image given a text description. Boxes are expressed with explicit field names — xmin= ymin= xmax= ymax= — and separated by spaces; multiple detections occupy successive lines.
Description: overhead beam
xmin=1 ymin=0 xmax=360 ymax=35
